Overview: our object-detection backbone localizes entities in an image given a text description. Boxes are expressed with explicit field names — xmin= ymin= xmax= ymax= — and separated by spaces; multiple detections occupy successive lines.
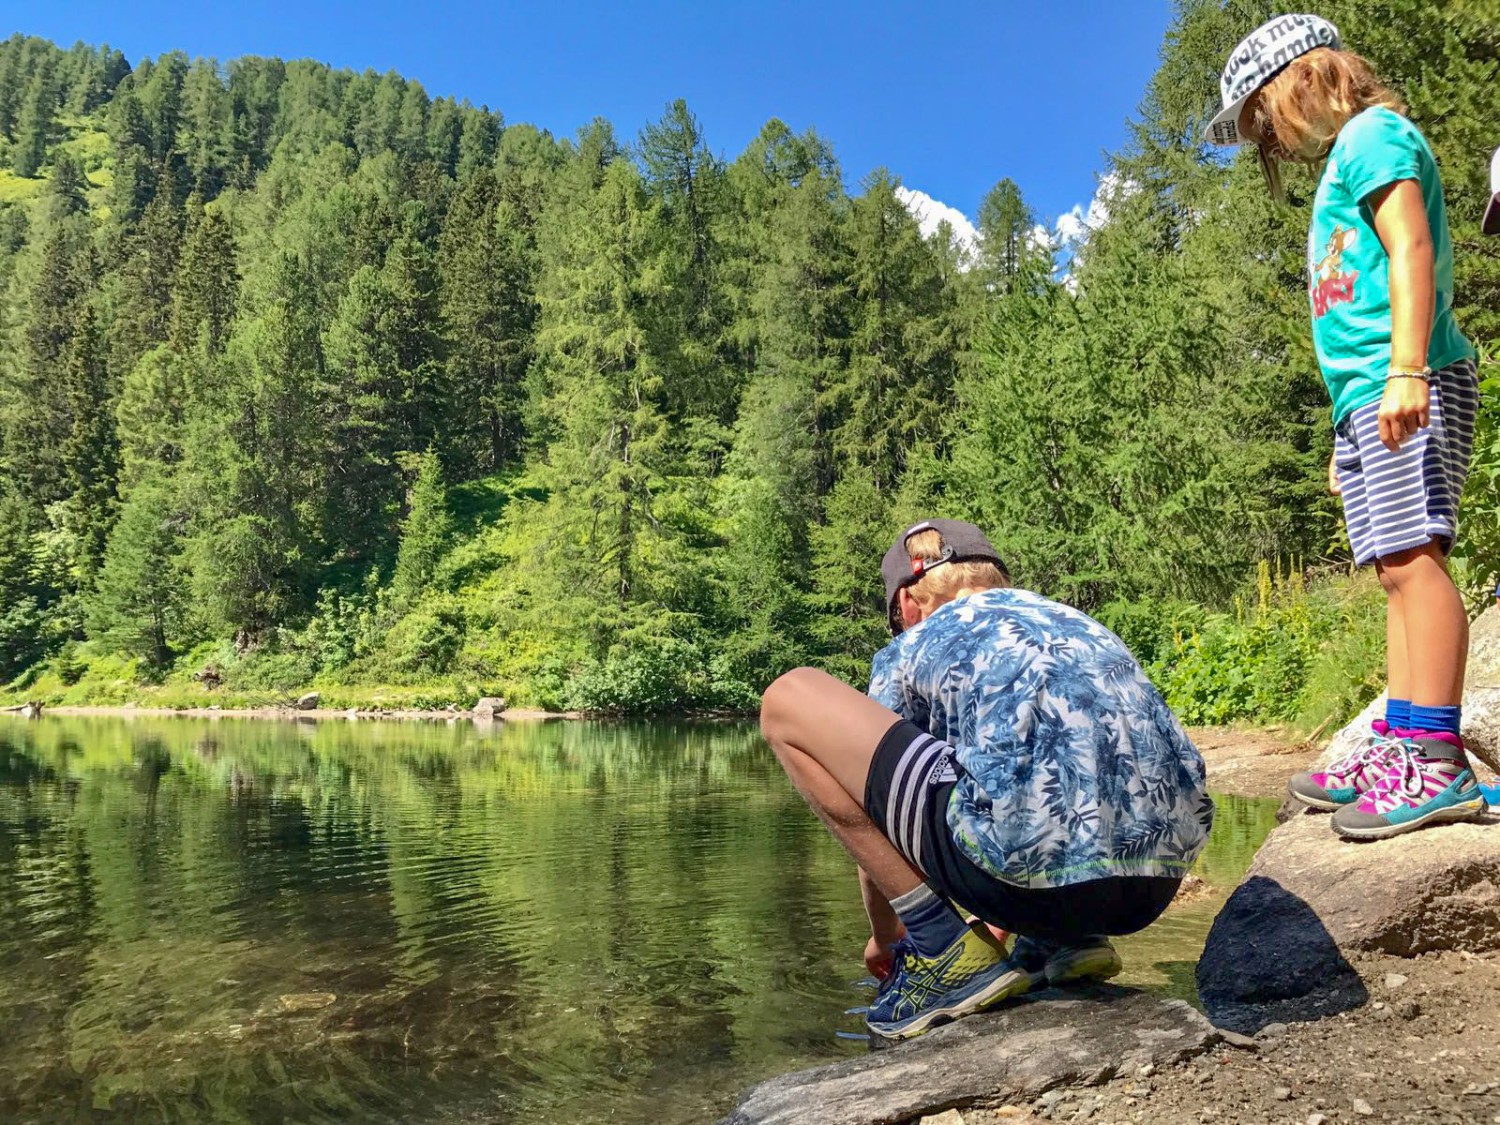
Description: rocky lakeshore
xmin=720 ymin=609 xmax=1500 ymax=1125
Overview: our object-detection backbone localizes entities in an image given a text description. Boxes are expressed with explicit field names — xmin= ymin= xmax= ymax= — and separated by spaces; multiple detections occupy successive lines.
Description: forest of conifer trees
xmin=0 ymin=1 xmax=1495 ymax=714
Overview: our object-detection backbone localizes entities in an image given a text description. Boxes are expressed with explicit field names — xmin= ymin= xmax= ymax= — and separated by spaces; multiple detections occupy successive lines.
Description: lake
xmin=0 ymin=716 xmax=1278 ymax=1124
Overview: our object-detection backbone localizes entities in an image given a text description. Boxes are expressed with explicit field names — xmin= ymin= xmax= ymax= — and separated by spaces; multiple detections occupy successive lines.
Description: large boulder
xmin=1200 ymin=605 xmax=1500 ymax=1033
xmin=719 ymin=987 xmax=1217 ymax=1125
xmin=1312 ymin=605 xmax=1500 ymax=776
xmin=472 ymin=696 xmax=506 ymax=721
xmin=1464 ymin=605 xmax=1500 ymax=774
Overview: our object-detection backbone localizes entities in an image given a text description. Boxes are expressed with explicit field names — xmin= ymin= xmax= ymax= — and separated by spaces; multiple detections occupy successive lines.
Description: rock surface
xmin=1463 ymin=604 xmax=1500 ymax=774
xmin=472 ymin=696 xmax=506 ymax=721
xmin=718 ymin=987 xmax=1217 ymax=1125
xmin=294 ymin=691 xmax=320 ymax=711
xmin=1311 ymin=605 xmax=1500 ymax=776
xmin=1198 ymin=804 xmax=1500 ymax=1031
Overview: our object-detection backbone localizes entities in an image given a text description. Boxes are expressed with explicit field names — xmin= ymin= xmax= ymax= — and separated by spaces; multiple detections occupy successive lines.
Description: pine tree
xmin=61 ymin=301 xmax=119 ymax=579
xmin=110 ymin=167 xmax=186 ymax=376
xmin=526 ymin=159 xmax=676 ymax=654
xmin=391 ymin=449 xmax=451 ymax=606
xmin=438 ymin=168 xmax=536 ymax=471
xmin=87 ymin=472 xmax=183 ymax=674
xmin=11 ymin=54 xmax=56 ymax=177
xmin=4 ymin=160 xmax=95 ymax=508
xmin=169 ymin=205 xmax=239 ymax=356
xmin=834 ymin=170 xmax=961 ymax=493
xmin=640 ymin=99 xmax=733 ymax=421
xmin=975 ymin=178 xmax=1036 ymax=294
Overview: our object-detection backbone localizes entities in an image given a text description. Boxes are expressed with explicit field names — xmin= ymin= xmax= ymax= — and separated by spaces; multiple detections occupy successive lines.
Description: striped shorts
xmin=863 ymin=719 xmax=1181 ymax=941
xmin=1333 ymin=357 xmax=1479 ymax=566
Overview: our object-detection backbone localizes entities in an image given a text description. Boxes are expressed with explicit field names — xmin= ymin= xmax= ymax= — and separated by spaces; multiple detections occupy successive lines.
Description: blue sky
xmin=8 ymin=0 xmax=1175 ymax=237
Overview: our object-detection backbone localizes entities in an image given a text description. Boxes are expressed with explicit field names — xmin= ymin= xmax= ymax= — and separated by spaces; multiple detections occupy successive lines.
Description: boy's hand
xmin=864 ymin=930 xmax=904 ymax=981
xmin=1377 ymin=376 xmax=1431 ymax=452
xmin=1327 ymin=452 xmax=1341 ymax=496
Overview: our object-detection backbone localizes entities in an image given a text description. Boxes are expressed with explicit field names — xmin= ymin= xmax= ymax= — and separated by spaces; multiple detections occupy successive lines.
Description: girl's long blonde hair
xmin=1250 ymin=48 xmax=1406 ymax=200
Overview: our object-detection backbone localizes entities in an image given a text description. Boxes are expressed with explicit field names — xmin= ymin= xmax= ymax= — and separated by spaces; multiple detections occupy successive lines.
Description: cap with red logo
xmin=881 ymin=518 xmax=1008 ymax=635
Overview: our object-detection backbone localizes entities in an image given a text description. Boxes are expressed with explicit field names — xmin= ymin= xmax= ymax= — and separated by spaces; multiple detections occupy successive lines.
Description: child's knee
xmin=759 ymin=667 xmax=822 ymax=742
xmin=1378 ymin=540 xmax=1448 ymax=584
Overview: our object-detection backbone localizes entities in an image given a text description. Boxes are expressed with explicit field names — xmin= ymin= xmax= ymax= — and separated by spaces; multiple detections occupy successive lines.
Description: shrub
xmin=1151 ymin=565 xmax=1386 ymax=733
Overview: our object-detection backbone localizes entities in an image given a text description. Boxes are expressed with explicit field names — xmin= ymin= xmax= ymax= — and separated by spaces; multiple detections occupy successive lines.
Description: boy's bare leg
xmin=759 ymin=667 xmax=925 ymax=903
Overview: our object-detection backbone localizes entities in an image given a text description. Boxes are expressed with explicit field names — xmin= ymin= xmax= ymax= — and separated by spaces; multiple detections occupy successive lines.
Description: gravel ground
xmin=935 ymin=933 xmax=1500 ymax=1125
xmin=912 ymin=729 xmax=1500 ymax=1125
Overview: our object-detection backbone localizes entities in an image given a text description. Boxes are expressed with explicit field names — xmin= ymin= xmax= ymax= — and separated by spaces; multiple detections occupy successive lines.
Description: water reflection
xmin=0 ymin=717 xmax=1279 ymax=1124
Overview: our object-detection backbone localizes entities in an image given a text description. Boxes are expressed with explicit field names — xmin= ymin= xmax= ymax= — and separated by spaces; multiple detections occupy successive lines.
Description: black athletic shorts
xmin=864 ymin=718 xmax=1181 ymax=944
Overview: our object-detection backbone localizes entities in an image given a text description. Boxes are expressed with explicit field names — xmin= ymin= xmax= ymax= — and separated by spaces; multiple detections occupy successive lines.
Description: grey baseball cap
xmin=881 ymin=518 xmax=1008 ymax=635
xmin=1205 ymin=14 xmax=1341 ymax=147
xmin=1484 ymin=146 xmax=1500 ymax=236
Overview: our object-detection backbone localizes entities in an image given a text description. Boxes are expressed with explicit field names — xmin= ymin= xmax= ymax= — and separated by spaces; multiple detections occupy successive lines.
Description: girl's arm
xmin=1370 ymin=179 xmax=1436 ymax=452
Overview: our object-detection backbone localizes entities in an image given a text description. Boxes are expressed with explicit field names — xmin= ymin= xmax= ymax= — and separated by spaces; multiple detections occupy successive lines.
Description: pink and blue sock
xmin=1407 ymin=703 xmax=1462 ymax=740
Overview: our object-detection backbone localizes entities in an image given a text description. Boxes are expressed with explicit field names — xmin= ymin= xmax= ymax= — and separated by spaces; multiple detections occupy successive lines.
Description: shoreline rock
xmin=719 ymin=987 xmax=1218 ymax=1125
xmin=1200 ymin=605 xmax=1500 ymax=1033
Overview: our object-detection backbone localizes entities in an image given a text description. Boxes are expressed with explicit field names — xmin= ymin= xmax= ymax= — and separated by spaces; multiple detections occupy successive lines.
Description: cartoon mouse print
xmin=1311 ymin=225 xmax=1359 ymax=317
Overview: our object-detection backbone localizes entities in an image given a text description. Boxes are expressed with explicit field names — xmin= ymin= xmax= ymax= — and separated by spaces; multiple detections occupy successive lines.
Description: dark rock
xmin=718 ymin=987 xmax=1216 ymax=1125
xmin=1214 ymin=1029 xmax=1258 ymax=1050
xmin=1196 ymin=866 xmax=1368 ymax=1033
xmin=1199 ymin=785 xmax=1500 ymax=1031
xmin=294 ymin=692 xmax=320 ymax=711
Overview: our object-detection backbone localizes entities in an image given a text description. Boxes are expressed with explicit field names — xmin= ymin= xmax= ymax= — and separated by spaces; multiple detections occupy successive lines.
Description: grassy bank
xmin=5 ymin=566 xmax=1392 ymax=736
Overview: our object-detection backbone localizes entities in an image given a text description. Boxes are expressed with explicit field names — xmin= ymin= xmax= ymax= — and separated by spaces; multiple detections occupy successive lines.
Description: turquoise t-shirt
xmin=1308 ymin=106 xmax=1474 ymax=426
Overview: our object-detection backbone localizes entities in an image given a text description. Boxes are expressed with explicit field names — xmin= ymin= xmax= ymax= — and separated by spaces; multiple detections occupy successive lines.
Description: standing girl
xmin=1207 ymin=14 xmax=1485 ymax=839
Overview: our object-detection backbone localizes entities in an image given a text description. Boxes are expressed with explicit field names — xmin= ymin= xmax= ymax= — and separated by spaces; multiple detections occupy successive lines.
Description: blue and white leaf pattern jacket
xmin=868 ymin=588 xmax=1214 ymax=889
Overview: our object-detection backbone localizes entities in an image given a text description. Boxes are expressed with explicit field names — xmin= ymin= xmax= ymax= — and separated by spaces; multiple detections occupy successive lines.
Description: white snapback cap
xmin=1206 ymin=14 xmax=1341 ymax=147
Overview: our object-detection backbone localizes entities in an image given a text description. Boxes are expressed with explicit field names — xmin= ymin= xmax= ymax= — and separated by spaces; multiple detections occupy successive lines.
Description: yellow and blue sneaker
xmin=1011 ymin=934 xmax=1123 ymax=986
xmin=865 ymin=925 xmax=1034 ymax=1041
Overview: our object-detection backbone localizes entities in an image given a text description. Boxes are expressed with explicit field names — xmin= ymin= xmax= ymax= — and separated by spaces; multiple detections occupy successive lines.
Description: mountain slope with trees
xmin=0 ymin=1 xmax=1495 ymax=720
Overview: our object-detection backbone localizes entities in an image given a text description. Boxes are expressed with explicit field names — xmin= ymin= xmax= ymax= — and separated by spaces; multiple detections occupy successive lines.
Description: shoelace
xmin=875 ymin=938 xmax=919 ymax=998
xmin=1326 ymin=731 xmax=1400 ymax=780
xmin=1364 ymin=739 xmax=1439 ymax=803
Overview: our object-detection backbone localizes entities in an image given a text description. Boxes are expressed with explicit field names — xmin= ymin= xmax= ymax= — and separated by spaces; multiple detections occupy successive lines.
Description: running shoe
xmin=1288 ymin=730 xmax=1401 ymax=810
xmin=865 ymin=925 xmax=1034 ymax=1041
xmin=1331 ymin=738 xmax=1487 ymax=841
xmin=1011 ymin=934 xmax=1123 ymax=986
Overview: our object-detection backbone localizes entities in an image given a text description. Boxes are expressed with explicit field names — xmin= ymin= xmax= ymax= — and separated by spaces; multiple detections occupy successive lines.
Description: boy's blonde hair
xmin=904 ymin=529 xmax=1009 ymax=613
xmin=1252 ymin=48 xmax=1406 ymax=164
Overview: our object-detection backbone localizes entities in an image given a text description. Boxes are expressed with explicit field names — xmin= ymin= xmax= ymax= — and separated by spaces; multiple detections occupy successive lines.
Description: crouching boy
xmin=760 ymin=519 xmax=1214 ymax=1040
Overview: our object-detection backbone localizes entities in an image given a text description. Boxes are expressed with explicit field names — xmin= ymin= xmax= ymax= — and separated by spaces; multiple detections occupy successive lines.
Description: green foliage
xmin=0 ymin=16 xmax=1492 ymax=717
xmin=1151 ymin=567 xmax=1387 ymax=733
xmin=391 ymin=449 xmax=451 ymax=607
xmin=566 ymin=637 xmax=752 ymax=714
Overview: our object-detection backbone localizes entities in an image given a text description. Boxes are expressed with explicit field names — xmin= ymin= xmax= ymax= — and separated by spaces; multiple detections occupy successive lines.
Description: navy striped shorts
xmin=1333 ymin=357 xmax=1479 ymax=565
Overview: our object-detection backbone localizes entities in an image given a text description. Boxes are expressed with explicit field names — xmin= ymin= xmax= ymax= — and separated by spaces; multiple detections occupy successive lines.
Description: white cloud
xmin=1053 ymin=171 xmax=1137 ymax=248
xmin=895 ymin=185 xmax=980 ymax=263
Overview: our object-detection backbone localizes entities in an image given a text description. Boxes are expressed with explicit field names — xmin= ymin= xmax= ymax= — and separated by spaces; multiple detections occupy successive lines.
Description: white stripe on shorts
xmin=883 ymin=731 xmax=956 ymax=876
xmin=1333 ymin=357 xmax=1478 ymax=565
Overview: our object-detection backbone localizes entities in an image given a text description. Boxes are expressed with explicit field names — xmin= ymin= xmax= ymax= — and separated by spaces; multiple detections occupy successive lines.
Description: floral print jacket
xmin=868 ymin=587 xmax=1214 ymax=889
